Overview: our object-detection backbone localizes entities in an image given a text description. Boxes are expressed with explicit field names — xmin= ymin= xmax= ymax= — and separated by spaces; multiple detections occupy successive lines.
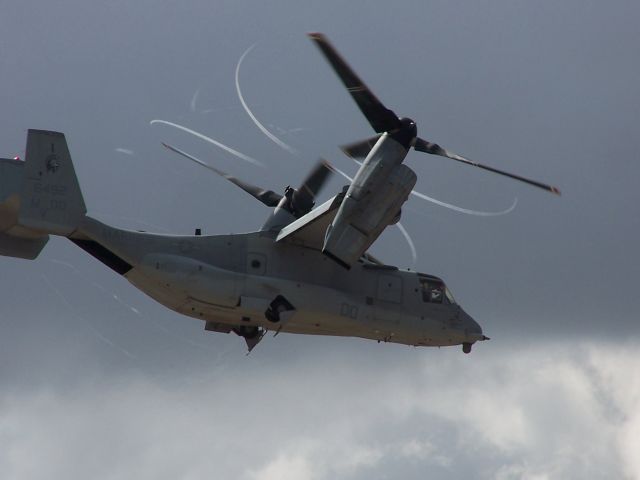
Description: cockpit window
xmin=419 ymin=277 xmax=456 ymax=305
xmin=444 ymin=287 xmax=456 ymax=305
xmin=420 ymin=279 xmax=443 ymax=303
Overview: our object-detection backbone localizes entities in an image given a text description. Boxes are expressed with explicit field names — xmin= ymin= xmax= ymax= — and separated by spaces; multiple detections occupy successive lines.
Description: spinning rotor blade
xmin=414 ymin=138 xmax=561 ymax=195
xmin=310 ymin=32 xmax=560 ymax=196
xmin=291 ymin=158 xmax=335 ymax=215
xmin=340 ymin=135 xmax=382 ymax=159
xmin=161 ymin=142 xmax=283 ymax=206
xmin=298 ymin=158 xmax=334 ymax=198
xmin=308 ymin=32 xmax=400 ymax=133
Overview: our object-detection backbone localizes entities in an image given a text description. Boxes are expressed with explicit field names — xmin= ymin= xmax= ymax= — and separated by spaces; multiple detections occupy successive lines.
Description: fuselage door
xmin=377 ymin=274 xmax=403 ymax=303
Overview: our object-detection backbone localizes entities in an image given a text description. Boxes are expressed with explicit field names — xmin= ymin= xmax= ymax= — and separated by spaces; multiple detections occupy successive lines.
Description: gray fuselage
xmin=77 ymin=216 xmax=483 ymax=348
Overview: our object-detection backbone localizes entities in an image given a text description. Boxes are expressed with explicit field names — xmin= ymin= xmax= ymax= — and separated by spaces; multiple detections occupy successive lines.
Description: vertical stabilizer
xmin=18 ymin=129 xmax=86 ymax=236
xmin=0 ymin=157 xmax=49 ymax=259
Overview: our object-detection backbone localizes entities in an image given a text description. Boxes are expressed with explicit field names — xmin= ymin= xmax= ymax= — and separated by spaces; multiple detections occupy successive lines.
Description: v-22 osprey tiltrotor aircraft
xmin=0 ymin=34 xmax=559 ymax=353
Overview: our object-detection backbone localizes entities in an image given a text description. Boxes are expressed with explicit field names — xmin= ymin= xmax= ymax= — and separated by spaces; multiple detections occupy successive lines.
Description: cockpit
xmin=417 ymin=274 xmax=456 ymax=305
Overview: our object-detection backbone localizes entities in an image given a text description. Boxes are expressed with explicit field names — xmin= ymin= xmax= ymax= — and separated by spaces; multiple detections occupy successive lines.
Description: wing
xmin=276 ymin=191 xmax=345 ymax=250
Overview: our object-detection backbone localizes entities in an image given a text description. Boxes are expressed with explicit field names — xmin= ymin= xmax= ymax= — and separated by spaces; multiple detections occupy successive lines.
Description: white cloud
xmin=114 ymin=148 xmax=134 ymax=156
xmin=0 ymin=341 xmax=638 ymax=480
xmin=247 ymin=454 xmax=314 ymax=480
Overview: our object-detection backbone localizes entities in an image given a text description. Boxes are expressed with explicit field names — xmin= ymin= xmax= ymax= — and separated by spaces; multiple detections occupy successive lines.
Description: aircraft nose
xmin=467 ymin=316 xmax=482 ymax=334
xmin=458 ymin=310 xmax=489 ymax=354
xmin=462 ymin=310 xmax=489 ymax=342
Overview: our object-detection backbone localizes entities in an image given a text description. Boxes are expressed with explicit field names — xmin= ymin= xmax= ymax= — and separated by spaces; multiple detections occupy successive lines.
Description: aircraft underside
xmin=122 ymin=246 xmax=477 ymax=352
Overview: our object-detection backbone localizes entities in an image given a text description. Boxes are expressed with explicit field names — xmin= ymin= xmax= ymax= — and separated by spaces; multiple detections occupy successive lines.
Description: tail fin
xmin=18 ymin=129 xmax=86 ymax=236
xmin=0 ymin=129 xmax=86 ymax=259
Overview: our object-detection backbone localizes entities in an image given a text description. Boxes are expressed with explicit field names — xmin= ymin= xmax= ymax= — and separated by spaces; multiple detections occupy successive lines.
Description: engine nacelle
xmin=322 ymin=163 xmax=417 ymax=268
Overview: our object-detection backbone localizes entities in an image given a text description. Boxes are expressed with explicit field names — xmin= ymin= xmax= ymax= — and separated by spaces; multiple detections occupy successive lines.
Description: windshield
xmin=444 ymin=286 xmax=456 ymax=305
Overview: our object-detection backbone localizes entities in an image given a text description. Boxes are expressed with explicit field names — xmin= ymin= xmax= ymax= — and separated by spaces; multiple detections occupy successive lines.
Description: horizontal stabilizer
xmin=0 ymin=231 xmax=49 ymax=260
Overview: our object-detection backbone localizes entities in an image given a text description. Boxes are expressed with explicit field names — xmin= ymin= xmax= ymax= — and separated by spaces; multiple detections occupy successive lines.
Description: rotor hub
xmin=390 ymin=117 xmax=418 ymax=149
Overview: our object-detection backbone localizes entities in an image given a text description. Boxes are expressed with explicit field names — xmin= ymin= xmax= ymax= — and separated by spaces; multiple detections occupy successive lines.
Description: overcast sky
xmin=1 ymin=1 xmax=639 ymax=478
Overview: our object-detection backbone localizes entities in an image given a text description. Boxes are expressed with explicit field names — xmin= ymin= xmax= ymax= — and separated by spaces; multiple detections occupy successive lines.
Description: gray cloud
xmin=1 ymin=341 xmax=638 ymax=479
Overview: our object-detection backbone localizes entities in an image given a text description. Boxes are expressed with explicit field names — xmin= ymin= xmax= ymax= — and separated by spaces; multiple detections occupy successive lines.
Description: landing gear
xmin=462 ymin=342 xmax=472 ymax=354
xmin=265 ymin=295 xmax=295 ymax=323
xmin=232 ymin=325 xmax=265 ymax=353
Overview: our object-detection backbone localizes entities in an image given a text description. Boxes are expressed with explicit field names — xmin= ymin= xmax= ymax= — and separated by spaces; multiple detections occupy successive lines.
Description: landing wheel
xmin=462 ymin=342 xmax=472 ymax=354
